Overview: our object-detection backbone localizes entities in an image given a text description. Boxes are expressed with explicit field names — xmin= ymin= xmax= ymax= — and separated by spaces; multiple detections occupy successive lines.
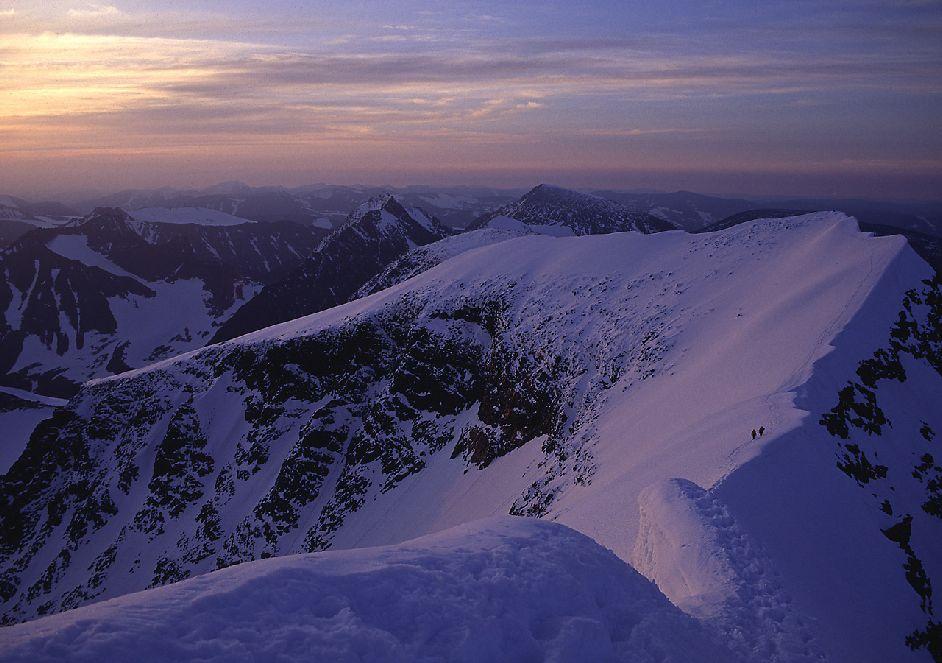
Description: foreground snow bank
xmin=0 ymin=518 xmax=735 ymax=663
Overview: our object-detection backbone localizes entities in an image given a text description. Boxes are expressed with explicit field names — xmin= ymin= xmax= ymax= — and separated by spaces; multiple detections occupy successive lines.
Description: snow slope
xmin=2 ymin=213 xmax=938 ymax=660
xmin=130 ymin=207 xmax=256 ymax=226
xmin=0 ymin=517 xmax=737 ymax=663
xmin=45 ymin=235 xmax=137 ymax=278
xmin=356 ymin=227 xmax=527 ymax=297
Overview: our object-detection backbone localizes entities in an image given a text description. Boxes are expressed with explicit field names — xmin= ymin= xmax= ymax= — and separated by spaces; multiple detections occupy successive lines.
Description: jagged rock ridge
xmin=210 ymin=195 xmax=450 ymax=342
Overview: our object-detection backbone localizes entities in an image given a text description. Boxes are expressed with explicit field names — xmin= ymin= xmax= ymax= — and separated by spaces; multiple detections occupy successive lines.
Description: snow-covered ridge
xmin=0 ymin=386 xmax=67 ymax=408
xmin=130 ymin=207 xmax=256 ymax=227
xmin=345 ymin=193 xmax=396 ymax=226
xmin=1 ymin=213 xmax=936 ymax=661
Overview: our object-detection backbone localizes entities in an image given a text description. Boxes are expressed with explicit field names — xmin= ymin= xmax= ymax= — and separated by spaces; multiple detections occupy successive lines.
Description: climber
xmin=759 ymin=426 xmax=765 ymax=437
xmin=751 ymin=429 xmax=757 ymax=440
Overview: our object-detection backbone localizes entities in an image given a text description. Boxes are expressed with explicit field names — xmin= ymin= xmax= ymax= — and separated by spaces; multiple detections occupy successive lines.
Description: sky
xmin=0 ymin=0 xmax=940 ymax=200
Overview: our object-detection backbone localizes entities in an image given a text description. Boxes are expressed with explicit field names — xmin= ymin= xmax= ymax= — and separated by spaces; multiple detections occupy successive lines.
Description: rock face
xmin=470 ymin=184 xmax=676 ymax=235
xmin=0 ymin=213 xmax=938 ymax=662
xmin=0 ymin=208 xmax=327 ymax=397
xmin=0 ymin=388 xmax=64 ymax=474
xmin=210 ymin=195 xmax=451 ymax=343
xmin=0 ymin=279 xmax=570 ymax=622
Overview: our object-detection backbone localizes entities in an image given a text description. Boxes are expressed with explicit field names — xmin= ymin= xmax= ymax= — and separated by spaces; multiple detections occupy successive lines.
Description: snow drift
xmin=0 ymin=518 xmax=738 ymax=663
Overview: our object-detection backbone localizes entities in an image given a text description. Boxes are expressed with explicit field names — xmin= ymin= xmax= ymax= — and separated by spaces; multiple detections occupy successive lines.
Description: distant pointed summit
xmin=211 ymin=194 xmax=450 ymax=342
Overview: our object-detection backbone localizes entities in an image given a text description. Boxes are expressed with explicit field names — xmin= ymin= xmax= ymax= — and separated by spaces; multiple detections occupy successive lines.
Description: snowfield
xmin=0 ymin=518 xmax=738 ymax=663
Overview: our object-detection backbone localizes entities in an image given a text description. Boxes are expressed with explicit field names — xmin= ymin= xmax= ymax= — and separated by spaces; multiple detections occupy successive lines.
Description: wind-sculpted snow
xmin=1 ymin=213 xmax=934 ymax=662
xmin=0 ymin=518 xmax=739 ymax=663
xmin=633 ymin=479 xmax=826 ymax=662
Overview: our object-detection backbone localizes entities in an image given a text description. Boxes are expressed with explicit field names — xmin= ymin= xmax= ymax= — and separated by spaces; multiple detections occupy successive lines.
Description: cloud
xmin=0 ymin=0 xmax=939 ymax=199
xmin=67 ymin=4 xmax=122 ymax=19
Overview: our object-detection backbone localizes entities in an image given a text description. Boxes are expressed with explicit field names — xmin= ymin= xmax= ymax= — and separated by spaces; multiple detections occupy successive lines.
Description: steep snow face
xmin=45 ymin=235 xmax=137 ymax=278
xmin=1 ymin=213 xmax=935 ymax=660
xmin=472 ymin=184 xmax=675 ymax=235
xmin=0 ymin=518 xmax=738 ymax=663
xmin=130 ymin=207 xmax=256 ymax=227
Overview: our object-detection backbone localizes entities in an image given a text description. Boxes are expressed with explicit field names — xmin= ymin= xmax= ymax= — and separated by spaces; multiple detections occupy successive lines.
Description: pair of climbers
xmin=750 ymin=426 xmax=766 ymax=440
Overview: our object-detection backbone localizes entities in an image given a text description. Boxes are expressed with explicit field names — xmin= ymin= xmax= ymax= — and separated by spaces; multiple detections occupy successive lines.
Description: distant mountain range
xmin=593 ymin=189 xmax=942 ymax=235
xmin=74 ymin=183 xmax=523 ymax=230
xmin=5 ymin=182 xmax=940 ymax=240
xmin=0 ymin=208 xmax=328 ymax=397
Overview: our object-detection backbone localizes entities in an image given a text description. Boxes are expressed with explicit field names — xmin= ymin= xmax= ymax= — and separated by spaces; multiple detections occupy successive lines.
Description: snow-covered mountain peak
xmin=521 ymin=183 xmax=605 ymax=205
xmin=75 ymin=206 xmax=139 ymax=233
xmin=472 ymin=183 xmax=676 ymax=235
xmin=348 ymin=192 xmax=395 ymax=222
xmin=84 ymin=206 xmax=135 ymax=222
xmin=340 ymin=193 xmax=443 ymax=237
